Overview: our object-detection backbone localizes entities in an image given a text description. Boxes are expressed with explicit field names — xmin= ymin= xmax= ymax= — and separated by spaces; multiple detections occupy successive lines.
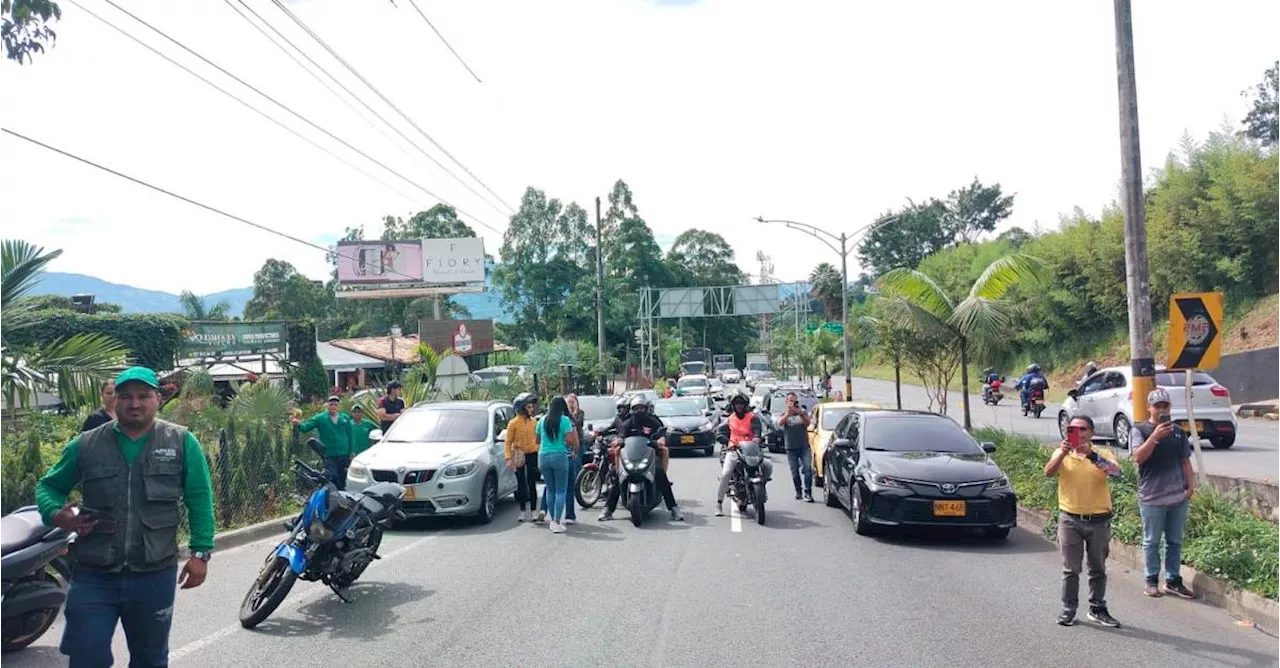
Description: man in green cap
xmin=37 ymin=366 xmax=216 ymax=667
xmin=349 ymin=404 xmax=379 ymax=457
xmin=294 ymin=395 xmax=355 ymax=489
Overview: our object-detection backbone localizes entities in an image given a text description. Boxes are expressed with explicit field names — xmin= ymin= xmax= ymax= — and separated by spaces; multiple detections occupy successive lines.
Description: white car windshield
xmin=384 ymin=409 xmax=489 ymax=443
xmin=677 ymin=377 xmax=707 ymax=388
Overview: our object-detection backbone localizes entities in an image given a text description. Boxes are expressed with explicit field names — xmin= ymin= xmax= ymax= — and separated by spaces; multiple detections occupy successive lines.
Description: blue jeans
xmin=786 ymin=448 xmax=813 ymax=496
xmin=1139 ymin=500 xmax=1190 ymax=583
xmin=538 ymin=451 xmax=570 ymax=523
xmin=540 ymin=452 xmax=581 ymax=521
xmin=62 ymin=565 xmax=179 ymax=668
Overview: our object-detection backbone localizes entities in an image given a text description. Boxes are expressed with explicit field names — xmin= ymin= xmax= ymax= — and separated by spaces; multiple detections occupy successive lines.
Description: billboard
xmin=419 ymin=319 xmax=495 ymax=356
xmin=180 ymin=322 xmax=287 ymax=358
xmin=732 ymin=285 xmax=780 ymax=315
xmin=422 ymin=237 xmax=485 ymax=284
xmin=336 ymin=240 xmax=424 ymax=284
xmin=659 ymin=288 xmax=706 ymax=318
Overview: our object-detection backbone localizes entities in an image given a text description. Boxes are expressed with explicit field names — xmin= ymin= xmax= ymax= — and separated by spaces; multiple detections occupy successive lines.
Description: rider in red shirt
xmin=713 ymin=393 xmax=774 ymax=516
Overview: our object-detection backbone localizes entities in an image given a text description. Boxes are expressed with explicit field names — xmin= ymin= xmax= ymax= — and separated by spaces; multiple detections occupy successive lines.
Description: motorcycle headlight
xmin=442 ymin=461 xmax=479 ymax=478
xmin=307 ymin=517 xmax=333 ymax=542
xmin=868 ymin=472 xmax=904 ymax=488
xmin=987 ymin=476 xmax=1010 ymax=490
xmin=348 ymin=462 xmax=369 ymax=480
xmin=624 ymin=457 xmax=650 ymax=470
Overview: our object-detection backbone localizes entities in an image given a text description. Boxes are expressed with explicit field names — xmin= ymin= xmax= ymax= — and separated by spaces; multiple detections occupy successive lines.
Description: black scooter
xmin=618 ymin=434 xmax=663 ymax=527
xmin=1 ymin=507 xmax=74 ymax=653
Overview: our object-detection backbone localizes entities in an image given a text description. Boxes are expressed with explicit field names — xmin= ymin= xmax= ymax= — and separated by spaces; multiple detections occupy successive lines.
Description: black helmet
xmin=1027 ymin=363 xmax=1041 ymax=373
xmin=730 ymin=393 xmax=749 ymax=407
xmin=514 ymin=392 xmax=536 ymax=412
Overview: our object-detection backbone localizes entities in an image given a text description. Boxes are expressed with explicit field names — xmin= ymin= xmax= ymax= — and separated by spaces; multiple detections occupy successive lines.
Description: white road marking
xmin=170 ymin=534 xmax=437 ymax=663
xmin=729 ymin=499 xmax=742 ymax=532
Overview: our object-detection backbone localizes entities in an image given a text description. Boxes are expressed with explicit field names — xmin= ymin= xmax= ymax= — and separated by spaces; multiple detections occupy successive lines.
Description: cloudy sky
xmin=2 ymin=0 xmax=1275 ymax=294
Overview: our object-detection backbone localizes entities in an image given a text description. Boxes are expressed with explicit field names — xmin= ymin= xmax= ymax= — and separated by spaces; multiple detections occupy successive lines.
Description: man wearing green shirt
xmin=350 ymin=405 xmax=379 ymax=456
xmin=294 ymin=396 xmax=355 ymax=490
xmin=37 ymin=366 xmax=216 ymax=667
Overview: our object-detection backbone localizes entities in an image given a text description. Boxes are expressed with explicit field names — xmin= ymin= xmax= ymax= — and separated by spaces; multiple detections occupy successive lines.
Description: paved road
xmin=831 ymin=375 xmax=1279 ymax=483
xmin=10 ymin=455 xmax=1275 ymax=667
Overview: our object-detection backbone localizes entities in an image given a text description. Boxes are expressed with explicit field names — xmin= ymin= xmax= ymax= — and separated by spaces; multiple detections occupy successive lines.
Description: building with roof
xmin=317 ymin=341 xmax=385 ymax=390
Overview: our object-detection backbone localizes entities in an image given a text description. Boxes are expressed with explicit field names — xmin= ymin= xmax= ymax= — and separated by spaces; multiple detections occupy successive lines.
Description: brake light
xmin=1210 ymin=385 xmax=1230 ymax=398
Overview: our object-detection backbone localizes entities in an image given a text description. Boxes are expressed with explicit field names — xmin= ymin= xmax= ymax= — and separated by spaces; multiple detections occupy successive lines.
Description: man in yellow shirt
xmin=1044 ymin=415 xmax=1122 ymax=629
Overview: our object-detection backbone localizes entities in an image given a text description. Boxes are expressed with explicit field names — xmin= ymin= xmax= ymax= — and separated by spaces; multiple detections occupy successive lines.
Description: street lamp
xmin=755 ymin=215 xmax=903 ymax=401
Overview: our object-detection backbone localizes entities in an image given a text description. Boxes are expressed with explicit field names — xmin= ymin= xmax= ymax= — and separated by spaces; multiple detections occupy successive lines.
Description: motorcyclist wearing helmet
xmin=599 ymin=395 xmax=684 ymax=522
xmin=981 ymin=367 xmax=1001 ymax=401
xmin=1015 ymin=363 xmax=1049 ymax=411
xmin=713 ymin=392 xmax=774 ymax=517
xmin=594 ymin=396 xmax=631 ymax=440
xmin=505 ymin=392 xmax=541 ymax=522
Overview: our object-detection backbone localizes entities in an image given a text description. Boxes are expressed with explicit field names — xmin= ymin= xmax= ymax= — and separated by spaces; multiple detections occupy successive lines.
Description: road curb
xmin=178 ymin=514 xmax=291 ymax=559
xmin=1016 ymin=505 xmax=1278 ymax=636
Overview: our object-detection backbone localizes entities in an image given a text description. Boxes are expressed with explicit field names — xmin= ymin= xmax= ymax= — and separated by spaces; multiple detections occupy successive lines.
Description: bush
xmin=4 ymin=310 xmax=186 ymax=370
xmin=978 ymin=428 xmax=1278 ymax=600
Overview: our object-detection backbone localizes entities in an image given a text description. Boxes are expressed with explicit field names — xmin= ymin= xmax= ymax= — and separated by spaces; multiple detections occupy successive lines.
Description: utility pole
xmin=1114 ymin=0 xmax=1156 ymax=422
xmin=595 ymin=196 xmax=606 ymax=392
xmin=839 ymin=232 xmax=852 ymax=401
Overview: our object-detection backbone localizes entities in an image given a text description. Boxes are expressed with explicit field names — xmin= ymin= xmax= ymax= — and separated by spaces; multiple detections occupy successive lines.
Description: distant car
xmin=346 ymin=400 xmax=517 ymax=523
xmin=576 ymin=394 xmax=622 ymax=458
xmin=707 ymin=378 xmax=726 ymax=400
xmin=1058 ymin=366 xmax=1238 ymax=449
xmin=653 ymin=399 xmax=717 ymax=456
xmin=749 ymin=383 xmax=775 ymax=410
xmin=757 ymin=390 xmax=821 ymax=452
xmin=720 ymin=369 xmax=742 ymax=384
xmin=808 ymin=401 xmax=882 ymax=487
xmin=623 ymin=389 xmax=660 ymax=405
xmin=674 ymin=374 xmax=711 ymax=397
xmin=822 ymin=410 xmax=1017 ymax=539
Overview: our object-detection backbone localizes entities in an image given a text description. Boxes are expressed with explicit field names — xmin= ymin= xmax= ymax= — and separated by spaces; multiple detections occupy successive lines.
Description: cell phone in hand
xmin=1157 ymin=414 xmax=1172 ymax=425
xmin=1066 ymin=428 xmax=1080 ymax=449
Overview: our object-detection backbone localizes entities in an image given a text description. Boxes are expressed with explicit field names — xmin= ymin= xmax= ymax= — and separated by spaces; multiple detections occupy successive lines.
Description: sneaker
xmin=599 ymin=511 xmax=613 ymax=522
xmin=714 ymin=502 xmax=725 ymax=517
xmin=795 ymin=492 xmax=803 ymax=500
xmin=564 ymin=518 xmax=576 ymax=525
xmin=670 ymin=506 xmax=685 ymax=521
xmin=1056 ymin=610 xmax=1076 ymax=626
xmin=550 ymin=522 xmax=566 ymax=534
xmin=1087 ymin=607 xmax=1121 ymax=628
xmin=1165 ymin=580 xmax=1195 ymax=599
xmin=1143 ymin=582 xmax=1162 ymax=597
xmin=535 ymin=510 xmax=547 ymax=524
xmin=518 ymin=510 xmax=529 ymax=522
xmin=804 ymin=494 xmax=815 ymax=503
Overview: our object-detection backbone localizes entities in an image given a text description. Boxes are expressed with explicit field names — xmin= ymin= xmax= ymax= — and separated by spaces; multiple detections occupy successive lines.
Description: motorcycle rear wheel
xmin=239 ymin=555 xmax=298 ymax=629
xmin=576 ymin=468 xmax=602 ymax=508
xmin=0 ymin=573 xmax=62 ymax=653
xmin=332 ymin=527 xmax=383 ymax=588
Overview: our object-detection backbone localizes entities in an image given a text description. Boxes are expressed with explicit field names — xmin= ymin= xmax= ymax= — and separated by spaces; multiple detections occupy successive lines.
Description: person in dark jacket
xmin=598 ymin=396 xmax=683 ymax=522
xmin=80 ymin=379 xmax=117 ymax=432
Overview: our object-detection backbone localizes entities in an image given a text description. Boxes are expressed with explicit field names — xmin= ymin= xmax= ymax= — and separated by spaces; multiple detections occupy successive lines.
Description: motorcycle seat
xmin=1 ymin=509 xmax=53 ymax=556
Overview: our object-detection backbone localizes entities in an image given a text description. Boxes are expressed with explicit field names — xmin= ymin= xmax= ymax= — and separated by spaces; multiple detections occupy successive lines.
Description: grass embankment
xmin=980 ymin=428 xmax=1278 ymax=600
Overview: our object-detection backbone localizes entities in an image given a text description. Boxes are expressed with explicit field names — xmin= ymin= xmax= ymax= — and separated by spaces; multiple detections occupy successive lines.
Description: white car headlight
xmin=348 ymin=462 xmax=369 ymax=480
xmin=442 ymin=461 xmax=479 ymax=478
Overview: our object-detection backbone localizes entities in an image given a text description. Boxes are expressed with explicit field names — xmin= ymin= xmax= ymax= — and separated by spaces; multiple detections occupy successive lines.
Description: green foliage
xmin=1241 ymin=61 xmax=1278 ymax=147
xmin=2 ymin=0 xmax=59 ymax=64
xmin=0 ymin=412 xmax=79 ymax=514
xmin=179 ymin=291 xmax=232 ymax=320
xmin=285 ymin=320 xmax=317 ymax=363
xmin=808 ymin=263 xmax=843 ymax=318
xmin=228 ymin=378 xmax=292 ymax=429
xmin=6 ymin=310 xmax=183 ymax=371
xmin=858 ymin=179 xmax=1014 ymax=275
xmin=244 ymin=259 xmax=331 ymax=322
xmin=291 ymin=357 xmax=328 ymax=402
xmin=978 ymin=429 xmax=1278 ymax=600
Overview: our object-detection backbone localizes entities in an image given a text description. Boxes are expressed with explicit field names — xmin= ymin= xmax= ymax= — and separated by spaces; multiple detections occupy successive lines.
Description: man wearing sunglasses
xmin=1044 ymin=415 xmax=1122 ymax=628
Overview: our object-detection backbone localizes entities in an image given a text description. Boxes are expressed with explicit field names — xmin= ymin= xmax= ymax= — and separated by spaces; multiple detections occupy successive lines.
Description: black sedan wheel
xmin=849 ymin=483 xmax=874 ymax=536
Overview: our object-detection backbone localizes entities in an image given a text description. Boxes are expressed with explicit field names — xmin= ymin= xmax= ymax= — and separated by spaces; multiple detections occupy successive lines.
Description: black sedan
xmin=653 ymin=399 xmax=718 ymax=456
xmin=821 ymin=410 xmax=1017 ymax=540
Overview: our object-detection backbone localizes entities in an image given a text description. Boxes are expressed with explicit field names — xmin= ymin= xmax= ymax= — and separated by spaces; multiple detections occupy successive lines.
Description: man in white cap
xmin=1130 ymin=388 xmax=1196 ymax=599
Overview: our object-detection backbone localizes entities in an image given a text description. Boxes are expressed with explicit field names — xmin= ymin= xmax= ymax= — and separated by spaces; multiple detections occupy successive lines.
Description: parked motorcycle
xmin=618 ymin=434 xmax=663 ymax=527
xmin=721 ymin=439 xmax=769 ymax=525
xmin=575 ymin=430 xmax=616 ymax=509
xmin=1 ymin=507 xmax=73 ymax=653
xmin=238 ymin=440 xmax=406 ymax=629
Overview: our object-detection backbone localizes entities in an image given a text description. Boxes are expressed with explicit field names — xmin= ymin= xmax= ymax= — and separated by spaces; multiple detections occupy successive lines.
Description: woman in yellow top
xmin=505 ymin=392 xmax=541 ymax=523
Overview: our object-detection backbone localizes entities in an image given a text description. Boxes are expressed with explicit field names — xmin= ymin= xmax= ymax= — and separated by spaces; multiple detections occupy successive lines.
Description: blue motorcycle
xmin=238 ymin=440 xmax=406 ymax=629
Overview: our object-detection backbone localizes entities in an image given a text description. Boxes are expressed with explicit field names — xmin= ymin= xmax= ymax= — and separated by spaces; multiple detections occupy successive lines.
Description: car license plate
xmin=1178 ymin=420 xmax=1206 ymax=433
xmin=933 ymin=500 xmax=966 ymax=517
xmin=404 ymin=486 xmax=416 ymax=501
xmin=681 ymin=435 xmax=695 ymax=444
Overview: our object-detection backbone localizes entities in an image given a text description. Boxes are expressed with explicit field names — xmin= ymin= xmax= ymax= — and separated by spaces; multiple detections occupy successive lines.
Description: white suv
xmin=1057 ymin=366 xmax=1238 ymax=449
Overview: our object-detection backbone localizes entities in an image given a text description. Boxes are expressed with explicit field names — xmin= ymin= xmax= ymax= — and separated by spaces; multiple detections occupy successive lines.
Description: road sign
xmin=805 ymin=322 xmax=845 ymax=336
xmin=1167 ymin=292 xmax=1223 ymax=371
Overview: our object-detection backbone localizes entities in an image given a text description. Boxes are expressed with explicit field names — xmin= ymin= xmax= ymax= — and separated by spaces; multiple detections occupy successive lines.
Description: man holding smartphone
xmin=780 ymin=392 xmax=814 ymax=502
xmin=1131 ymin=388 xmax=1197 ymax=599
xmin=1044 ymin=415 xmax=1122 ymax=628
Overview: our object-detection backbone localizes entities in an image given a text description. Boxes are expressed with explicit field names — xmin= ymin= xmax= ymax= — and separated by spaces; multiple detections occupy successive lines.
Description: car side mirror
xmin=369 ymin=429 xmax=384 ymax=442
xmin=497 ymin=429 xmax=507 ymax=442
xmin=832 ymin=438 xmax=852 ymax=450
xmin=981 ymin=441 xmax=997 ymax=453
xmin=1067 ymin=389 xmax=1079 ymax=400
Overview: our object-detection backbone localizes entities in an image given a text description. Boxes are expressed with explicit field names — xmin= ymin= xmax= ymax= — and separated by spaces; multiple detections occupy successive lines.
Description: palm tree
xmin=179 ymin=290 xmax=232 ymax=321
xmin=808 ymin=262 xmax=843 ymax=318
xmin=877 ymin=253 xmax=1044 ymax=430
xmin=2 ymin=240 xmax=130 ymax=410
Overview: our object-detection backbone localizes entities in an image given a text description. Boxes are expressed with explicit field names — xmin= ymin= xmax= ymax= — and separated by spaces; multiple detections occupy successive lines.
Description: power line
xmin=271 ymin=0 xmax=516 ymax=215
xmin=1 ymin=128 xmax=426 ymax=284
xmin=406 ymin=0 xmax=482 ymax=84
xmin=225 ymin=0 xmax=493 ymax=221
xmin=91 ymin=0 xmax=502 ymax=233
xmin=62 ymin=0 xmax=419 ymax=206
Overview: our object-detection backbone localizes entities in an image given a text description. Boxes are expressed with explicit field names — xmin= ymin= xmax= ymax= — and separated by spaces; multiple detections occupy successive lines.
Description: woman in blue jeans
xmin=540 ymin=394 xmax=586 ymax=523
xmin=537 ymin=396 xmax=578 ymax=534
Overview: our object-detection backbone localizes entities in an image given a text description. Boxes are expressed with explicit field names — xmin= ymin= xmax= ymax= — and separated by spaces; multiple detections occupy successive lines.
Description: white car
xmin=346 ymin=400 xmax=519 ymax=522
xmin=719 ymin=368 xmax=742 ymax=383
xmin=1057 ymin=366 xmax=1238 ymax=449
xmin=674 ymin=374 xmax=711 ymax=397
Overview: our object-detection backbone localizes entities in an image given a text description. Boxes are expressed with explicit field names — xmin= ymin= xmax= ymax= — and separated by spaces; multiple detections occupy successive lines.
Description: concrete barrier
xmin=1215 ymin=347 xmax=1279 ymax=405
xmin=1203 ymin=474 xmax=1280 ymax=523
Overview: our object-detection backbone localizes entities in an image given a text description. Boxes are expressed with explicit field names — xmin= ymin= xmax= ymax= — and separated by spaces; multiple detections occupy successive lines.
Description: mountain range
xmin=33 ymin=272 xmax=513 ymax=322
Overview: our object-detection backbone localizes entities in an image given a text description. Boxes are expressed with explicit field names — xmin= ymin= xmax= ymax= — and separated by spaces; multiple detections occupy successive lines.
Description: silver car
xmin=346 ymin=400 xmax=519 ymax=523
xmin=1057 ymin=366 xmax=1238 ymax=449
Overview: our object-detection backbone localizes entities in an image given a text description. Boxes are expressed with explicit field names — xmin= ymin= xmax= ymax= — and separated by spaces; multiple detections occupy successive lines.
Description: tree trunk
xmin=893 ymin=358 xmax=903 ymax=410
xmin=959 ymin=336 xmax=972 ymax=430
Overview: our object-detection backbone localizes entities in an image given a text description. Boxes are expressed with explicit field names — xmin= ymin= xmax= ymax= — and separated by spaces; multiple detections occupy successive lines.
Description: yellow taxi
xmin=808 ymin=401 xmax=881 ymax=487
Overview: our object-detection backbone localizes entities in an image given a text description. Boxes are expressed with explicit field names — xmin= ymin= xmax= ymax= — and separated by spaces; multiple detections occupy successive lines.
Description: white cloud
xmin=1 ymin=0 xmax=1274 ymax=294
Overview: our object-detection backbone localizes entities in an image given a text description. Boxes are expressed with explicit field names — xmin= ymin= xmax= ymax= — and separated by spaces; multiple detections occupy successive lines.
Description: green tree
xmin=808 ymin=262 xmax=842 ymax=317
xmin=666 ymin=229 xmax=743 ymax=287
xmin=2 ymin=240 xmax=128 ymax=410
xmin=179 ymin=290 xmax=232 ymax=321
xmin=244 ymin=259 xmax=331 ymax=323
xmin=944 ymin=177 xmax=1015 ymax=244
xmin=383 ymin=204 xmax=478 ymax=240
xmin=2 ymin=0 xmax=59 ymax=64
xmin=858 ymin=179 xmax=1014 ymax=274
xmin=1241 ymin=61 xmax=1278 ymax=147
xmin=878 ymin=253 xmax=1044 ymax=429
